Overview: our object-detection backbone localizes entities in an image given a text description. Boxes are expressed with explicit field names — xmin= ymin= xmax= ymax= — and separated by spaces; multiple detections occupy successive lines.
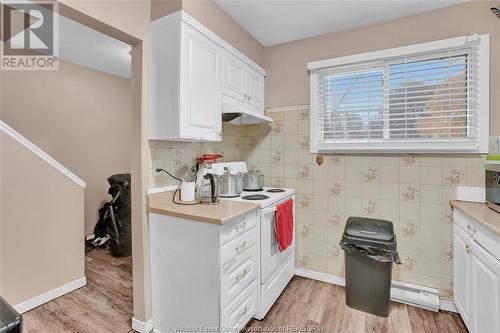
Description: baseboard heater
xmin=295 ymin=268 xmax=440 ymax=312
xmin=390 ymin=280 xmax=440 ymax=312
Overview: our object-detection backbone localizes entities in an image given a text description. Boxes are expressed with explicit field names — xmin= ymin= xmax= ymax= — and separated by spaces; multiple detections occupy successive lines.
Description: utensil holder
xmin=180 ymin=182 xmax=195 ymax=202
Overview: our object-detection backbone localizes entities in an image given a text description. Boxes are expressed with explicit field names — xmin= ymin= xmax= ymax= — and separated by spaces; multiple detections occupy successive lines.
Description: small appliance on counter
xmin=486 ymin=163 xmax=500 ymax=213
xmin=195 ymin=154 xmax=223 ymax=204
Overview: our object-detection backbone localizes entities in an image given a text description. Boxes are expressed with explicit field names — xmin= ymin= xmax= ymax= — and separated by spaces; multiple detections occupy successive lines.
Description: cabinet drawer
xmin=220 ymin=242 xmax=257 ymax=309
xmin=453 ymin=209 xmax=500 ymax=261
xmin=219 ymin=210 xmax=258 ymax=246
xmin=220 ymin=280 xmax=257 ymax=332
xmin=220 ymin=227 xmax=257 ymax=267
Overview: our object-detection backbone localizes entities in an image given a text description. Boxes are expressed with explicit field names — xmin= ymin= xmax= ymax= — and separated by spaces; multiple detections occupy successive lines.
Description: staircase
xmin=0 ymin=120 xmax=87 ymax=313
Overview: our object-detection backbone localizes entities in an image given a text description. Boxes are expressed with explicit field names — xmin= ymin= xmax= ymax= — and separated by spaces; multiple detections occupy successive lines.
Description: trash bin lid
xmin=344 ymin=216 xmax=394 ymax=241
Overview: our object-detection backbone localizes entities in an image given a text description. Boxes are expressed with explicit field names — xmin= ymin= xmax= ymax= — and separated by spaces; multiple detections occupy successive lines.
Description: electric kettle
xmin=198 ymin=173 xmax=219 ymax=204
xmin=195 ymin=162 xmax=219 ymax=204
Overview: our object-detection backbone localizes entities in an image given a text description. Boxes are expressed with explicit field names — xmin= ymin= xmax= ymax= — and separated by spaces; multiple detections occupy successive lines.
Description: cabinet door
xmin=246 ymin=66 xmax=264 ymax=111
xmin=222 ymin=52 xmax=247 ymax=101
xmin=470 ymin=240 xmax=500 ymax=333
xmin=453 ymin=224 xmax=472 ymax=327
xmin=180 ymin=24 xmax=222 ymax=141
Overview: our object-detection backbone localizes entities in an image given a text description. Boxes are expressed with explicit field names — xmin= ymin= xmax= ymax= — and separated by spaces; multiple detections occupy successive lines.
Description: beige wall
xmin=1 ymin=132 xmax=85 ymax=305
xmin=264 ymin=1 xmax=500 ymax=135
xmin=1 ymin=60 xmax=132 ymax=235
xmin=58 ymin=0 xmax=153 ymax=322
xmin=151 ymin=0 xmax=265 ymax=67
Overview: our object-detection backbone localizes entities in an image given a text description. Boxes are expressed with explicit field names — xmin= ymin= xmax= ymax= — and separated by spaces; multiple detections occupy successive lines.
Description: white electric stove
xmin=212 ymin=162 xmax=296 ymax=320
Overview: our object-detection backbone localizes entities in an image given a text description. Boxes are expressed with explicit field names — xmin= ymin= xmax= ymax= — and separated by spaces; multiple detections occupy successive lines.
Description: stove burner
xmin=241 ymin=194 xmax=270 ymax=200
xmin=267 ymin=188 xmax=285 ymax=193
xmin=243 ymin=188 xmax=263 ymax=192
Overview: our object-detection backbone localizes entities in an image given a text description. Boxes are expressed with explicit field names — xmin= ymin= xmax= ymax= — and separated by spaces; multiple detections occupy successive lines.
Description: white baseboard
xmin=295 ymin=268 xmax=456 ymax=313
xmin=440 ymin=299 xmax=458 ymax=313
xmin=132 ymin=317 xmax=154 ymax=333
xmin=14 ymin=276 xmax=87 ymax=313
xmin=295 ymin=268 xmax=346 ymax=286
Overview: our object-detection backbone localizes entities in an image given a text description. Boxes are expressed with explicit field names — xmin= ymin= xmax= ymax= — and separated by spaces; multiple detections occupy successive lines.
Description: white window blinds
xmin=309 ymin=35 xmax=489 ymax=153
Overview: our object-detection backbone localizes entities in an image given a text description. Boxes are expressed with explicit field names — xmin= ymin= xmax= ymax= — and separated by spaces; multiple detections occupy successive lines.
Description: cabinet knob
xmin=236 ymin=269 xmax=248 ymax=281
xmin=218 ymin=132 xmax=223 ymax=137
xmin=467 ymin=225 xmax=477 ymax=234
xmin=235 ymin=241 xmax=247 ymax=253
xmin=235 ymin=221 xmax=247 ymax=231
xmin=244 ymin=94 xmax=247 ymax=98
xmin=237 ymin=306 xmax=248 ymax=318
xmin=465 ymin=244 xmax=471 ymax=254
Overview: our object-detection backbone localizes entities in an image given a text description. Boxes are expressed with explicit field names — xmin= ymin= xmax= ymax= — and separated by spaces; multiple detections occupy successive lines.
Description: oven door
xmin=260 ymin=195 xmax=295 ymax=284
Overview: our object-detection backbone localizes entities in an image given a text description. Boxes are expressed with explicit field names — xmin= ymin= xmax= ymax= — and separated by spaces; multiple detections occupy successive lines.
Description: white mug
xmin=180 ymin=182 xmax=195 ymax=202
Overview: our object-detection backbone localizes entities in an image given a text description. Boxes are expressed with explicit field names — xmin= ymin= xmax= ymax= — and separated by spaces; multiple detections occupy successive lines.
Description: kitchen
xmin=144 ymin=1 xmax=499 ymax=333
xmin=1 ymin=1 xmax=500 ymax=333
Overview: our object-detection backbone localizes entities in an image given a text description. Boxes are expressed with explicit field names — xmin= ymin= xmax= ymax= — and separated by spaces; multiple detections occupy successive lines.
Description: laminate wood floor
xmin=22 ymin=253 xmax=467 ymax=333
xmin=247 ymin=276 xmax=468 ymax=333
xmin=23 ymin=250 xmax=134 ymax=333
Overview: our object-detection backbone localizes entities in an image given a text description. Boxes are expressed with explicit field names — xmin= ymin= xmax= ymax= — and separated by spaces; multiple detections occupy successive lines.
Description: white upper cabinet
xmin=222 ymin=52 xmax=247 ymax=102
xmin=222 ymin=51 xmax=265 ymax=114
xmin=149 ymin=11 xmax=266 ymax=141
xmin=179 ymin=24 xmax=222 ymax=141
xmin=246 ymin=66 xmax=265 ymax=110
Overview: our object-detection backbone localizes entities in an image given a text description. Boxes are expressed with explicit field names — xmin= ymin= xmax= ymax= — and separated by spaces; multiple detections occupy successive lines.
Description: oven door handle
xmin=262 ymin=207 xmax=277 ymax=215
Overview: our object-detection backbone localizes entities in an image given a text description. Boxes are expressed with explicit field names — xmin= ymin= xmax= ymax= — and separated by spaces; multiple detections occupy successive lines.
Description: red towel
xmin=274 ymin=199 xmax=294 ymax=252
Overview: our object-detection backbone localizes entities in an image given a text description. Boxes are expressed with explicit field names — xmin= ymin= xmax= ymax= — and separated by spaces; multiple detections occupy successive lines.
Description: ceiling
xmin=214 ymin=0 xmax=468 ymax=47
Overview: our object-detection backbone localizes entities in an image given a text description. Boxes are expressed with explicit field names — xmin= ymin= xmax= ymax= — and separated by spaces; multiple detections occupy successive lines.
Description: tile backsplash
xmin=149 ymin=123 xmax=242 ymax=187
xmin=241 ymin=105 xmax=487 ymax=300
xmin=148 ymin=104 xmax=490 ymax=300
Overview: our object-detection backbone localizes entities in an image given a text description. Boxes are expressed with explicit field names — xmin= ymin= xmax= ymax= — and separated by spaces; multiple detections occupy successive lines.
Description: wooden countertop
xmin=450 ymin=200 xmax=500 ymax=236
xmin=147 ymin=191 xmax=260 ymax=225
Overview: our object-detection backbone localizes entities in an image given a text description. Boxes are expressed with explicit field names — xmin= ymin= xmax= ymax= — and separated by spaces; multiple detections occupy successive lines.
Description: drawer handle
xmin=465 ymin=244 xmax=471 ymax=254
xmin=235 ymin=241 xmax=247 ymax=253
xmin=467 ymin=225 xmax=477 ymax=234
xmin=236 ymin=306 xmax=248 ymax=319
xmin=235 ymin=221 xmax=247 ymax=231
xmin=235 ymin=269 xmax=248 ymax=281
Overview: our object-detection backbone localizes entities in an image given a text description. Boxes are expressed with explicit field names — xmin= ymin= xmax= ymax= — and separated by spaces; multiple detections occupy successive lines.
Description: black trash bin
xmin=340 ymin=217 xmax=400 ymax=317
xmin=0 ymin=297 xmax=22 ymax=333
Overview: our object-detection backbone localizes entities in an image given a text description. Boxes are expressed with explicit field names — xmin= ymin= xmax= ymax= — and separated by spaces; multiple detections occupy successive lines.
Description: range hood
xmin=222 ymin=95 xmax=273 ymax=125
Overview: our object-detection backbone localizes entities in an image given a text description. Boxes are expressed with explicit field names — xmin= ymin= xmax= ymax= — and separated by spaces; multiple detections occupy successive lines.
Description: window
xmin=308 ymin=35 xmax=489 ymax=153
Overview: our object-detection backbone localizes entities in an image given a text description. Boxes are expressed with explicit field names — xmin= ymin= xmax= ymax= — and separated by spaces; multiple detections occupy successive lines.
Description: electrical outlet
xmin=152 ymin=159 xmax=161 ymax=177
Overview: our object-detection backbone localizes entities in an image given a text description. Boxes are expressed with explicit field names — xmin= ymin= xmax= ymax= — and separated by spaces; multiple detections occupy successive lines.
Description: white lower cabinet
xmin=453 ymin=211 xmax=500 ymax=333
xmin=149 ymin=210 xmax=259 ymax=333
xmin=470 ymin=240 xmax=500 ymax=333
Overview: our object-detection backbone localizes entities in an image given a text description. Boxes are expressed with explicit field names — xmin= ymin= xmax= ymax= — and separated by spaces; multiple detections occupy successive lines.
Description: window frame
xmin=308 ymin=34 xmax=490 ymax=153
